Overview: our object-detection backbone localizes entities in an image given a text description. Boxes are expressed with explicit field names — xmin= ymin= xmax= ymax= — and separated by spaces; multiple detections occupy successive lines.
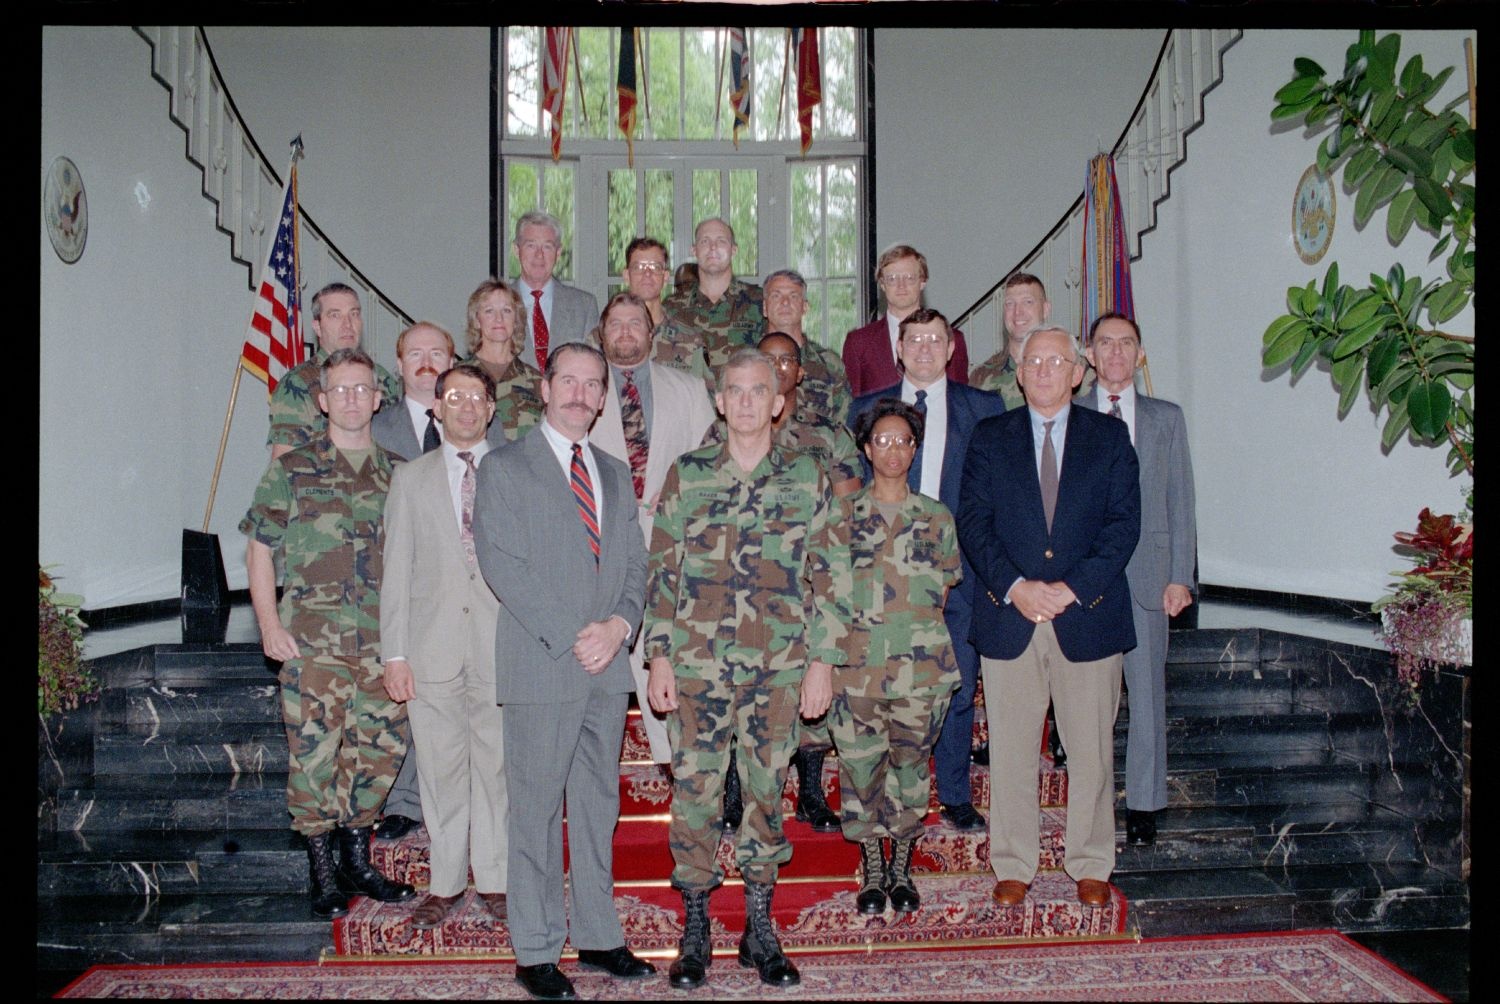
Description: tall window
xmin=500 ymin=27 xmax=867 ymax=349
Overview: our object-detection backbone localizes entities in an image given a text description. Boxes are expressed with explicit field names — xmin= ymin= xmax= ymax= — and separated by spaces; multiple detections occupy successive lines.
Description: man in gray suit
xmin=512 ymin=210 xmax=600 ymax=370
xmin=379 ymin=363 xmax=509 ymax=929
xmin=589 ymin=291 xmax=717 ymax=765
xmin=370 ymin=321 xmax=456 ymax=841
xmin=1077 ymin=312 xmax=1197 ymax=846
xmin=472 ymin=342 xmax=655 ymax=1000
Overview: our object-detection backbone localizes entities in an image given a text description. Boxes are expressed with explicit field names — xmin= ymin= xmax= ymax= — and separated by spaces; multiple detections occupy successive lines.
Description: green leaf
xmin=1421 ymin=336 xmax=1472 ymax=360
xmin=1272 ymin=97 xmax=1321 ymax=121
xmin=1261 ymin=314 xmax=1304 ymax=347
xmin=1263 ymin=322 xmax=1308 ymax=369
xmin=1406 ymin=379 xmax=1452 ymax=440
xmin=1290 ymin=335 xmax=1323 ymax=377
xmin=1338 ymin=292 xmax=1382 ymax=330
xmin=1448 ymin=370 xmax=1475 ymax=390
xmin=1344 ymin=147 xmax=1381 ymax=187
xmin=1421 ymin=65 xmax=1456 ymax=104
xmin=1366 ymin=332 xmax=1402 ymax=389
xmin=1428 ymin=234 xmax=1451 ymax=261
xmin=1294 ymin=57 xmax=1326 ymax=78
xmin=1452 ymin=126 xmax=1475 ymax=165
xmin=1409 ymin=116 xmax=1449 ymax=151
xmin=1321 ymin=262 xmax=1340 ymax=299
xmin=1387 ymin=262 xmax=1406 ymax=290
xmin=1379 ymin=363 xmax=1417 ymax=404
xmin=1425 ymin=356 xmax=1474 ymax=379
xmin=1386 ymin=189 xmax=1419 ymax=243
xmin=1337 ymin=357 xmax=1366 ymax=416
xmin=1368 ymin=87 xmax=1398 ymax=130
xmin=1387 ymin=144 xmax=1433 ymax=177
xmin=1425 ymin=281 xmax=1471 ymax=324
xmin=1413 ymin=176 xmax=1452 ymax=220
xmin=1333 ymin=315 xmax=1390 ymax=358
xmin=1298 ymin=283 xmax=1324 ymax=315
xmin=1353 ymin=166 xmax=1389 ymax=229
xmin=1381 ymin=397 xmax=1411 ymax=449
xmin=1275 ymin=76 xmax=1323 ymax=105
xmin=1331 ymin=346 xmax=1364 ymax=388
xmin=1399 ymin=53 xmax=1424 ymax=93
xmin=1369 ymin=33 xmax=1400 ymax=86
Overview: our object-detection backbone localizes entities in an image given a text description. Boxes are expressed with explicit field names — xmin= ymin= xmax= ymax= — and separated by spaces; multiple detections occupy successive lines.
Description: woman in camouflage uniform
xmin=464 ymin=278 xmax=544 ymax=445
xmin=832 ymin=398 xmax=962 ymax=915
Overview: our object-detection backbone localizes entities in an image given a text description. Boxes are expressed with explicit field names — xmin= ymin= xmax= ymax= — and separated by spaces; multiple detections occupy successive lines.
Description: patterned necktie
xmin=907 ymin=389 xmax=927 ymax=493
xmin=1040 ymin=420 xmax=1059 ymax=533
xmin=1108 ymin=394 xmax=1122 ymax=419
xmin=570 ymin=443 xmax=601 ymax=565
xmin=531 ymin=289 xmax=550 ymax=370
xmin=423 ymin=412 xmax=441 ymax=452
xmin=620 ymin=369 xmax=649 ymax=501
xmin=458 ymin=450 xmax=477 ymax=565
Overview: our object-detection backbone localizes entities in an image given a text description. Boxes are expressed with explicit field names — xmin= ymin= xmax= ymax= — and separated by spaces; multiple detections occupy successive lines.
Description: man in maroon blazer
xmin=842 ymin=244 xmax=970 ymax=396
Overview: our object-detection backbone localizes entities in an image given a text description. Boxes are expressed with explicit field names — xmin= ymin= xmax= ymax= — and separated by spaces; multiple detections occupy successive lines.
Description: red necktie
xmin=570 ymin=443 xmax=600 ymax=565
xmin=1108 ymin=394 xmax=1122 ymax=419
xmin=531 ymin=289 xmax=550 ymax=370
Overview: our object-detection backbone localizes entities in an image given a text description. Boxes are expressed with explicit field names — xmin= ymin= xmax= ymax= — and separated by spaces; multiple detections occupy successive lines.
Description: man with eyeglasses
xmin=242 ymin=347 xmax=417 ymax=918
xmin=623 ymin=237 xmax=671 ymax=330
xmin=267 ymin=282 xmax=402 ymax=461
xmin=958 ymin=324 xmax=1140 ymax=912
xmin=968 ymin=272 xmax=1049 ymax=410
xmin=653 ymin=218 xmax=766 ymax=384
xmin=849 ymin=308 xmax=1004 ymax=835
xmin=379 ymin=363 xmax=511 ymax=932
xmin=842 ymin=245 xmax=971 ymax=397
xmin=512 ymin=210 xmax=600 ymax=370
xmin=762 ymin=269 xmax=852 ymax=425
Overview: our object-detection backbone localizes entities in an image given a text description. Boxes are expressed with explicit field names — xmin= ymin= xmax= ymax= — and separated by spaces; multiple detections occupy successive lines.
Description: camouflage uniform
xmin=797 ymin=338 xmax=853 ymax=426
xmin=473 ymin=354 xmax=544 ymax=445
xmin=267 ymin=352 xmax=403 ymax=451
xmin=240 ymin=436 xmax=405 ymax=838
xmin=968 ymin=352 xmax=1026 ymax=410
xmin=652 ymin=279 xmax=766 ymax=388
xmin=645 ymin=443 xmax=852 ymax=889
xmin=829 ymin=488 xmax=962 ymax=842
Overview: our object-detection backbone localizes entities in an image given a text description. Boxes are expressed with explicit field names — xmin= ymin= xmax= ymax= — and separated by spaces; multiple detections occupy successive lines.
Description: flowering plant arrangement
xmin=1373 ymin=508 xmax=1473 ymax=702
xmin=39 ymin=565 xmax=95 ymax=717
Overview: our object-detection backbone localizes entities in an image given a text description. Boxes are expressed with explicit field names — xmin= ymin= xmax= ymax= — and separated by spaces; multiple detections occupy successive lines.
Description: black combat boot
xmin=855 ymin=839 xmax=887 ymax=914
xmin=335 ymin=824 xmax=417 ymax=902
xmin=668 ymin=887 xmax=713 ymax=988
xmin=305 ymin=831 xmax=348 ymax=918
xmin=792 ymin=747 xmax=841 ymax=832
xmin=723 ymin=747 xmax=743 ymax=830
xmin=886 ymin=837 xmax=920 ymax=913
xmin=738 ymin=880 xmax=799 ymax=986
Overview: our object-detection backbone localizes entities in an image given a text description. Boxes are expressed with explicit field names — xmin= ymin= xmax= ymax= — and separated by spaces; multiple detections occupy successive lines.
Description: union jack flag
xmin=239 ymin=155 xmax=304 ymax=396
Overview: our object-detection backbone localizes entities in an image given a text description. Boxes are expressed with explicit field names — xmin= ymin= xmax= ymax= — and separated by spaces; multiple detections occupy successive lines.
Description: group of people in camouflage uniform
xmin=243 ymin=211 xmax=1183 ymax=1001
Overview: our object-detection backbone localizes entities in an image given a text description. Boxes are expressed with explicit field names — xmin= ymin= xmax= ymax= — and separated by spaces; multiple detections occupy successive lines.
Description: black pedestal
xmin=181 ymin=529 xmax=231 ymax=643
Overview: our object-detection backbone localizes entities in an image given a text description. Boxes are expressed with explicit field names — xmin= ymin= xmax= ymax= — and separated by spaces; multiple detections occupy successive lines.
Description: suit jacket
xmin=1076 ymin=387 xmax=1196 ymax=610
xmin=957 ymin=405 xmax=1140 ymax=663
xmin=371 ymin=398 xmax=428 ymax=462
xmin=590 ymin=361 xmax=717 ymax=539
xmin=842 ymin=317 xmax=971 ymax=397
xmin=850 ymin=380 xmax=1004 ymax=644
xmin=515 ymin=279 xmax=600 ymax=363
xmin=472 ymin=426 xmax=647 ymax=704
xmin=379 ymin=448 xmax=500 ymax=683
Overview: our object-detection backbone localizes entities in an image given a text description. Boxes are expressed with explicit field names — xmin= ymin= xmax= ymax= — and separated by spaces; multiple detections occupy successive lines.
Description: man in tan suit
xmin=590 ymin=291 xmax=717 ymax=764
xmin=379 ymin=362 xmax=510 ymax=929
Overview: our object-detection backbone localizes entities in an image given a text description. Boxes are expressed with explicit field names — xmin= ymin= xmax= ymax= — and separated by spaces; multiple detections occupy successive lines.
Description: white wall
xmin=874 ymin=28 xmax=1164 ymax=326
xmin=1132 ymin=29 xmax=1475 ymax=601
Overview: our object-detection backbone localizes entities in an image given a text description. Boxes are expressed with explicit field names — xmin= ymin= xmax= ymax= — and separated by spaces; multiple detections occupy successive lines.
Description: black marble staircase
xmin=37 ymin=627 xmax=1468 ymax=978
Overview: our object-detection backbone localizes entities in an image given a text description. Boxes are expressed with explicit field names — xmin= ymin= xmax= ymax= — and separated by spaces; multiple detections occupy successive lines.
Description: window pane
xmin=750 ymin=28 xmax=787 ymax=142
xmin=683 ymin=29 xmax=720 ymax=140
xmin=646 ymin=28 xmax=680 ymax=140
xmin=824 ymin=280 xmax=856 ymax=349
xmin=573 ymin=28 xmax=614 ymax=140
xmin=507 ymin=28 xmax=540 ymax=137
xmin=607 ymin=170 xmax=638 ymax=277
xmin=505 ymin=161 xmax=540 ymax=277
xmin=804 ymin=282 xmax=824 ymax=345
xmin=790 ymin=164 xmax=821 ymax=277
xmin=543 ymin=165 xmax=576 ymax=279
xmin=644 ymin=169 xmax=675 ymax=259
xmin=729 ymin=169 xmax=758 ymax=277
xmin=826 ymin=162 xmax=857 ymax=276
xmin=819 ymin=28 xmax=857 ymax=140
xmin=693 ymin=170 xmax=719 ymax=230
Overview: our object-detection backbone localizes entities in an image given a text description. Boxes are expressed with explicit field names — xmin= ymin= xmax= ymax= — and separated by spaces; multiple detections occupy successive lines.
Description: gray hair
xmin=721 ymin=346 xmax=776 ymax=386
xmin=311 ymin=282 xmax=360 ymax=320
xmin=514 ymin=210 xmax=564 ymax=246
xmin=763 ymin=268 xmax=807 ymax=292
xmin=1019 ymin=324 xmax=1083 ymax=363
xmin=543 ymin=341 xmax=608 ymax=386
xmin=318 ymin=347 xmax=376 ymax=389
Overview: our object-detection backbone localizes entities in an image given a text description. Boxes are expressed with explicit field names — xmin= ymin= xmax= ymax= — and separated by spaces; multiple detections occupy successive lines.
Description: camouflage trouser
xmin=828 ymin=690 xmax=952 ymax=842
xmin=279 ymin=654 xmax=407 ymax=837
xmin=668 ymin=676 xmax=800 ymax=889
xmin=797 ymin=712 xmax=833 ymax=753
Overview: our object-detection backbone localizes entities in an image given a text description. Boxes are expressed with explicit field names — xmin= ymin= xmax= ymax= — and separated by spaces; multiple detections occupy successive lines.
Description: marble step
xmin=54 ymin=774 xmax=289 ymax=832
xmin=93 ymin=644 xmax=276 ymax=689
xmin=105 ymin=683 xmax=283 ymax=727
xmin=35 ymin=891 xmax=334 ymax=972
xmin=93 ymin=729 xmax=289 ymax=775
xmin=38 ymin=829 xmax=308 ymax=896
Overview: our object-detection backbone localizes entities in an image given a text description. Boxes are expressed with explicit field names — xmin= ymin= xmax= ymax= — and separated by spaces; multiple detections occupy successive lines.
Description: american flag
xmin=618 ymin=28 xmax=638 ymax=167
xmin=239 ymin=157 xmax=305 ymax=396
xmin=729 ymin=28 xmax=751 ymax=148
xmin=544 ymin=28 xmax=571 ymax=162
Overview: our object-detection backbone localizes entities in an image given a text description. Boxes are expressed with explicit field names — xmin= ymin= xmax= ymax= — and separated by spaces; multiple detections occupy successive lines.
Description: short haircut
xmin=1089 ymin=310 xmax=1141 ymax=344
xmin=600 ymin=290 xmax=651 ymax=329
xmin=763 ymin=268 xmax=808 ymax=292
xmin=721 ymin=347 xmax=776 ymax=386
xmin=1019 ymin=324 xmax=1083 ymax=363
xmin=674 ymin=262 xmax=699 ymax=288
xmin=514 ymin=210 xmax=564 ymax=246
xmin=396 ymin=321 xmax=455 ymax=359
xmin=318 ymin=347 xmax=376 ymax=389
xmin=853 ymin=397 xmax=926 ymax=451
xmin=543 ymin=341 xmax=609 ymax=385
xmin=435 ymin=362 xmax=496 ymax=402
xmin=898 ymin=307 xmax=950 ymax=341
xmin=875 ymin=244 xmax=928 ymax=284
xmin=311 ymin=282 xmax=360 ymax=320
xmin=625 ymin=236 xmax=669 ymax=268
xmin=1003 ymin=272 xmax=1048 ymax=301
xmin=464 ymin=278 xmax=530 ymax=356
xmin=694 ymin=217 xmax=735 ymax=245
xmin=758 ymin=331 xmax=802 ymax=365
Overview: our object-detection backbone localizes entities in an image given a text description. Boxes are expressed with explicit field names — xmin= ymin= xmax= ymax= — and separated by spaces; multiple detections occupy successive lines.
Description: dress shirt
xmin=514 ymin=277 xmax=555 ymax=350
xmin=443 ymin=439 xmax=492 ymax=533
xmin=1101 ymin=384 xmax=1137 ymax=444
xmin=404 ymin=396 xmax=435 ymax=448
xmin=900 ymin=376 xmax=948 ymax=498
xmin=885 ymin=311 xmax=907 ymax=367
xmin=1028 ymin=402 xmax=1072 ymax=478
xmin=538 ymin=417 xmax=605 ymax=525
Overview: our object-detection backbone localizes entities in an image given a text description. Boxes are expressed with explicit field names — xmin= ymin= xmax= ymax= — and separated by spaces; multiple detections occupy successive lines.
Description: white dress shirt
xmin=1100 ymin=384 xmax=1137 ymax=445
xmin=404 ymin=396 xmax=434 ymax=449
xmin=900 ymin=376 xmax=948 ymax=498
xmin=443 ymin=439 xmax=492 ymax=533
xmin=538 ymin=417 xmax=605 ymax=525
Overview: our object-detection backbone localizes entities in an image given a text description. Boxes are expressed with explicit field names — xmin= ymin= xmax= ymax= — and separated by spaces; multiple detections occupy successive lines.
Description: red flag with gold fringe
xmin=618 ymin=27 xmax=638 ymax=167
xmin=793 ymin=28 xmax=821 ymax=156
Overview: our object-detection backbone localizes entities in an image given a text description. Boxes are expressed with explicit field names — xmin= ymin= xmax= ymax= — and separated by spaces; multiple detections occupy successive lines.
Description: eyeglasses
xmin=326 ymin=384 xmax=374 ymax=400
xmin=443 ymin=389 xmax=491 ymax=407
xmin=765 ymin=354 xmax=800 ymax=369
xmin=1022 ymin=355 xmax=1074 ymax=372
xmin=881 ymin=273 xmax=921 ymax=287
xmin=902 ymin=332 xmax=946 ymax=346
xmin=870 ymin=433 xmax=917 ymax=449
xmin=628 ymin=261 xmax=666 ymax=273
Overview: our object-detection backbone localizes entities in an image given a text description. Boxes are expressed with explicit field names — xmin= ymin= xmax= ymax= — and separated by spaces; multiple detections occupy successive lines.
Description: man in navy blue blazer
xmin=849 ymin=307 xmax=1005 ymax=833
xmin=957 ymin=324 xmax=1139 ymax=909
